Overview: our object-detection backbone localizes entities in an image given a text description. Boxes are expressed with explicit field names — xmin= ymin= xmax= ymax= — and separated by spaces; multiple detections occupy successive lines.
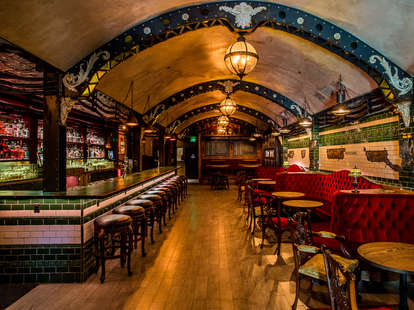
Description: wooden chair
xmin=291 ymin=213 xmax=358 ymax=310
xmin=322 ymin=246 xmax=393 ymax=310
xmin=237 ymin=172 xmax=247 ymax=203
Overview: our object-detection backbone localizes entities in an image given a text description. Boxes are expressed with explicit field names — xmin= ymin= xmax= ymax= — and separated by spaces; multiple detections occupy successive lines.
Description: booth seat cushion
xmin=255 ymin=166 xmax=283 ymax=179
xmin=332 ymin=193 xmax=414 ymax=245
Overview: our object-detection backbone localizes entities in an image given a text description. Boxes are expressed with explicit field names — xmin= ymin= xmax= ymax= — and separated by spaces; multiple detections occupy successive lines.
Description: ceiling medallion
xmin=219 ymin=2 xmax=266 ymax=29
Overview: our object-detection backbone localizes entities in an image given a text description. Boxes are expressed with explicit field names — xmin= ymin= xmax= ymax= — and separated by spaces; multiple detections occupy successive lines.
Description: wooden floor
xmin=7 ymin=185 xmax=407 ymax=310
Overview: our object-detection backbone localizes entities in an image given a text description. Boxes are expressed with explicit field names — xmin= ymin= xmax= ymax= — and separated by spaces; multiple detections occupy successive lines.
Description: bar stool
xmin=113 ymin=205 xmax=146 ymax=256
xmin=164 ymin=180 xmax=182 ymax=204
xmin=94 ymin=214 xmax=133 ymax=283
xmin=138 ymin=194 xmax=163 ymax=234
xmin=154 ymin=186 xmax=176 ymax=215
xmin=126 ymin=199 xmax=155 ymax=243
xmin=161 ymin=183 xmax=179 ymax=207
xmin=146 ymin=189 xmax=169 ymax=224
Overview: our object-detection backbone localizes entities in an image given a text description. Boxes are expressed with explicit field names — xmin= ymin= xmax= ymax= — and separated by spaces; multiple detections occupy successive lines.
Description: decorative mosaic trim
xmin=287 ymin=137 xmax=310 ymax=149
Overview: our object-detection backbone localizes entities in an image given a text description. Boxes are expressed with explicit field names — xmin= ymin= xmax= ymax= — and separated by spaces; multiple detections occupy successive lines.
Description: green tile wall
xmin=287 ymin=137 xmax=310 ymax=149
xmin=319 ymin=121 xmax=399 ymax=146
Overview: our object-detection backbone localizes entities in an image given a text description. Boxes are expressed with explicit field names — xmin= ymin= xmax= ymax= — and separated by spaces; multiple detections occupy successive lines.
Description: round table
xmin=272 ymin=191 xmax=305 ymax=199
xmin=358 ymin=242 xmax=414 ymax=310
xmin=239 ymin=164 xmax=261 ymax=168
xmin=258 ymin=180 xmax=276 ymax=192
xmin=207 ymin=164 xmax=230 ymax=169
xmin=282 ymin=199 xmax=323 ymax=233
xmin=249 ymin=178 xmax=272 ymax=182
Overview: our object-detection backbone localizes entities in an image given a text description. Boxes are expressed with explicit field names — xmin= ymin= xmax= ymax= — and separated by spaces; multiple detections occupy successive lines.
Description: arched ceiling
xmin=156 ymin=90 xmax=290 ymax=127
xmin=97 ymin=26 xmax=376 ymax=116
xmin=0 ymin=0 xmax=413 ymax=74
xmin=174 ymin=110 xmax=267 ymax=134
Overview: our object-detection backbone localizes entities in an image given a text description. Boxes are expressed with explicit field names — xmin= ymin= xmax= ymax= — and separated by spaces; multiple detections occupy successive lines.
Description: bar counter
xmin=0 ymin=167 xmax=178 ymax=284
xmin=0 ymin=166 xmax=178 ymax=199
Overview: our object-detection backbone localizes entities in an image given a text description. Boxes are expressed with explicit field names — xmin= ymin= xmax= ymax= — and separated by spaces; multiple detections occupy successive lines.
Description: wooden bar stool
xmin=94 ymin=214 xmax=133 ymax=283
xmin=161 ymin=183 xmax=179 ymax=208
xmin=113 ymin=205 xmax=146 ymax=256
xmin=126 ymin=199 xmax=155 ymax=243
xmin=138 ymin=194 xmax=163 ymax=234
xmin=146 ymin=189 xmax=169 ymax=224
xmin=153 ymin=186 xmax=175 ymax=216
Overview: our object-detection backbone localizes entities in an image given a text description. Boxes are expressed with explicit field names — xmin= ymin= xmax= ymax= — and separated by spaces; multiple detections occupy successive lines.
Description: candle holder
xmin=349 ymin=165 xmax=362 ymax=193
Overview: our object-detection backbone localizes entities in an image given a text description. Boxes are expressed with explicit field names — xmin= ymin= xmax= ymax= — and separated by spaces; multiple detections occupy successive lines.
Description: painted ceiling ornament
xmin=63 ymin=51 xmax=110 ymax=92
xmin=169 ymin=119 xmax=181 ymax=134
xmin=219 ymin=2 xmax=267 ymax=29
xmin=182 ymin=13 xmax=189 ymax=21
xmin=395 ymin=101 xmax=411 ymax=128
xmin=369 ymin=55 xmax=413 ymax=96
xmin=218 ymin=80 xmax=239 ymax=94
xmin=143 ymin=104 xmax=165 ymax=125
xmin=143 ymin=27 xmax=151 ymax=35
xmin=60 ymin=97 xmax=77 ymax=126
xmin=297 ymin=17 xmax=304 ymax=25
xmin=333 ymin=32 xmax=341 ymax=40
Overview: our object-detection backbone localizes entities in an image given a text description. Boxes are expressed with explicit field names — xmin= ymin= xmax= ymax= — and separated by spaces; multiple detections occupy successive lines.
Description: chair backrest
xmin=322 ymin=246 xmax=358 ymax=310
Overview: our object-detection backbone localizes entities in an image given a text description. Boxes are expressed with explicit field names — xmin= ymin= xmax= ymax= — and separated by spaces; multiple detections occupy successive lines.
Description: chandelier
xmin=219 ymin=96 xmax=237 ymax=116
xmin=217 ymin=115 xmax=230 ymax=127
xmin=332 ymin=74 xmax=350 ymax=116
xmin=217 ymin=126 xmax=227 ymax=135
xmin=224 ymin=36 xmax=259 ymax=80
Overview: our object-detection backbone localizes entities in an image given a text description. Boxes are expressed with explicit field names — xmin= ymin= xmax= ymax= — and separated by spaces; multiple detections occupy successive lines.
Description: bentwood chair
xmin=291 ymin=213 xmax=358 ymax=310
xmin=237 ymin=172 xmax=248 ymax=203
xmin=322 ymin=246 xmax=392 ymax=310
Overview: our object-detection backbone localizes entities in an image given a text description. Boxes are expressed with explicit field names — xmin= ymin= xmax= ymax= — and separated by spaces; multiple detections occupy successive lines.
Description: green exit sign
xmin=190 ymin=136 xmax=197 ymax=143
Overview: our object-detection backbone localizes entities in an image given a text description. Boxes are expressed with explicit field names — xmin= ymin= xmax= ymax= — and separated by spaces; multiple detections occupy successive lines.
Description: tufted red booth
xmin=273 ymin=170 xmax=381 ymax=218
xmin=331 ymin=193 xmax=414 ymax=245
xmin=255 ymin=166 xmax=284 ymax=180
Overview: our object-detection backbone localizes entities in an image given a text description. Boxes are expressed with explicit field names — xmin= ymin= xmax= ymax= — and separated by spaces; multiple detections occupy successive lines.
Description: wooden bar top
xmin=0 ymin=166 xmax=178 ymax=199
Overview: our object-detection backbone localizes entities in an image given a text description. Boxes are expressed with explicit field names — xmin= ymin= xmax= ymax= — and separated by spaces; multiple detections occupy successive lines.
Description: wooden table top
xmin=258 ymin=180 xmax=276 ymax=185
xmin=272 ymin=191 xmax=305 ymax=199
xmin=249 ymin=178 xmax=272 ymax=182
xmin=207 ymin=164 xmax=230 ymax=168
xmin=282 ymin=199 xmax=323 ymax=209
xmin=239 ymin=164 xmax=261 ymax=168
xmin=357 ymin=242 xmax=414 ymax=275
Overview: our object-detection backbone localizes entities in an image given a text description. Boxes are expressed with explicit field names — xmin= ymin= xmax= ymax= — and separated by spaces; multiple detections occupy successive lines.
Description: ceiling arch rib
xmin=182 ymin=116 xmax=256 ymax=136
xmin=143 ymin=79 xmax=305 ymax=125
xmin=64 ymin=1 xmax=412 ymax=102
xmin=173 ymin=110 xmax=267 ymax=135
xmin=165 ymin=103 xmax=278 ymax=134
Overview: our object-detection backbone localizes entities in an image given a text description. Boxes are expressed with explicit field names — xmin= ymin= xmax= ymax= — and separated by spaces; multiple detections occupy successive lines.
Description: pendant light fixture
xmin=280 ymin=115 xmax=290 ymax=134
xmin=298 ymin=97 xmax=313 ymax=128
xmin=332 ymin=74 xmax=350 ymax=116
xmin=217 ymin=115 xmax=230 ymax=127
xmin=124 ymin=81 xmax=139 ymax=127
xmin=219 ymin=96 xmax=237 ymax=116
xmin=271 ymin=130 xmax=280 ymax=137
xmin=224 ymin=35 xmax=259 ymax=80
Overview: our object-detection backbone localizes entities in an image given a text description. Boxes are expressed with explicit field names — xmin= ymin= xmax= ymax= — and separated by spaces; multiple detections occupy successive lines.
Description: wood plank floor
xmin=7 ymin=185 xmax=408 ymax=310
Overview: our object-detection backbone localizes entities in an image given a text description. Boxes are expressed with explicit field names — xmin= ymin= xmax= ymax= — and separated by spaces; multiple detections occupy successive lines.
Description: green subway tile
xmin=63 ymin=205 xmax=75 ymax=210
xmin=49 ymin=204 xmax=62 ymax=210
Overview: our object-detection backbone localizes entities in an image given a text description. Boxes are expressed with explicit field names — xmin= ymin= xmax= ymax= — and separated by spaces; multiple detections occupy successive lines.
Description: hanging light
xmin=298 ymin=118 xmax=312 ymax=127
xmin=217 ymin=127 xmax=227 ymax=135
xmin=280 ymin=127 xmax=290 ymax=134
xmin=224 ymin=35 xmax=259 ymax=80
xmin=217 ymin=115 xmax=230 ymax=127
xmin=271 ymin=130 xmax=280 ymax=137
xmin=332 ymin=74 xmax=350 ymax=116
xmin=249 ymin=137 xmax=256 ymax=142
xmin=143 ymin=124 xmax=155 ymax=134
xmin=219 ymin=96 xmax=237 ymax=116
xmin=299 ymin=97 xmax=313 ymax=128
xmin=124 ymin=81 xmax=139 ymax=126
xmin=253 ymin=131 xmax=262 ymax=138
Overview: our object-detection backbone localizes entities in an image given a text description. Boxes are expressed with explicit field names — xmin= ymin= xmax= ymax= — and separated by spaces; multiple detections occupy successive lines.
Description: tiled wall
xmin=287 ymin=135 xmax=310 ymax=168
xmin=318 ymin=116 xmax=401 ymax=182
xmin=0 ymin=171 xmax=176 ymax=283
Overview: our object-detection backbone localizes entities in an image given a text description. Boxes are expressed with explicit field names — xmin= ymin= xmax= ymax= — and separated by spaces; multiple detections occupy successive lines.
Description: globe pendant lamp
xmin=219 ymin=96 xmax=237 ymax=116
xmin=224 ymin=35 xmax=258 ymax=80
xmin=217 ymin=115 xmax=230 ymax=127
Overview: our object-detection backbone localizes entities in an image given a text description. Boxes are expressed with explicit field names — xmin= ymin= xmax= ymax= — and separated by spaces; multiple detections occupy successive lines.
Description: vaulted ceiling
xmin=0 ymin=0 xmax=412 ymax=134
